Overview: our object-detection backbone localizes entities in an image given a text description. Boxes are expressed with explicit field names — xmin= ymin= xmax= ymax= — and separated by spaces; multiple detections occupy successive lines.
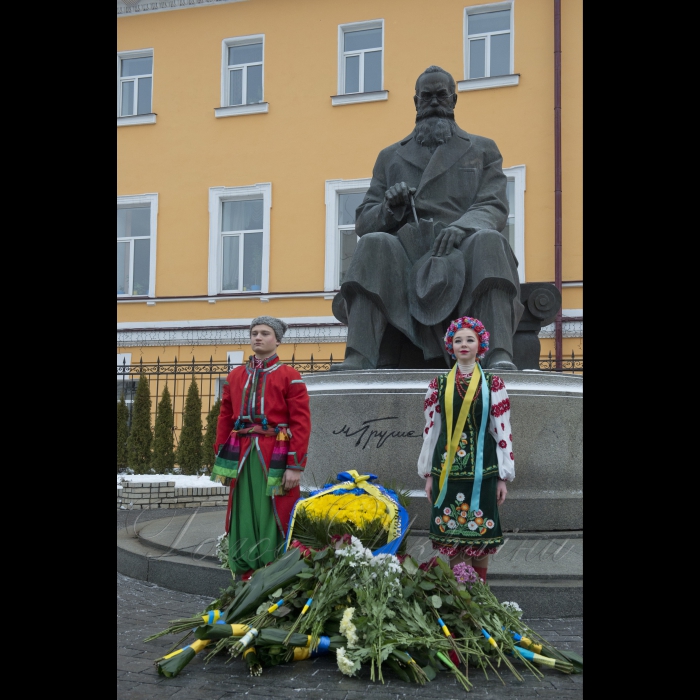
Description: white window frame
xmin=117 ymin=193 xmax=158 ymax=298
xmin=117 ymin=49 xmax=156 ymax=126
xmin=117 ymin=353 xmax=132 ymax=380
xmin=227 ymin=351 xmax=244 ymax=369
xmin=216 ymin=34 xmax=268 ymax=118
xmin=333 ymin=20 xmax=388 ymax=106
xmin=503 ymin=165 xmax=526 ymax=283
xmin=208 ymin=183 xmax=271 ymax=296
xmin=324 ymin=178 xmax=371 ymax=291
xmin=458 ymin=2 xmax=519 ymax=92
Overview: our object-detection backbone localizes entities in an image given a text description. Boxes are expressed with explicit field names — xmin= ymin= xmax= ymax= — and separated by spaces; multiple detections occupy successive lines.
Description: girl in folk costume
xmin=418 ymin=317 xmax=514 ymax=582
xmin=211 ymin=317 xmax=311 ymax=577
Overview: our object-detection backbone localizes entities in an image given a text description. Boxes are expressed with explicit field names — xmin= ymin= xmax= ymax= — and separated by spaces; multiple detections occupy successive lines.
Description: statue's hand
xmin=432 ymin=226 xmax=466 ymax=257
xmin=384 ymin=182 xmax=416 ymax=210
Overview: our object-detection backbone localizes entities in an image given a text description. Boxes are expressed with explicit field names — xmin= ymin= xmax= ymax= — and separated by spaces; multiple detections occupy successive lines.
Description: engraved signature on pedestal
xmin=332 ymin=417 xmax=422 ymax=450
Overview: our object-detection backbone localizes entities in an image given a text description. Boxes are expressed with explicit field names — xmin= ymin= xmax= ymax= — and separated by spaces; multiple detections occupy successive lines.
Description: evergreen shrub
xmin=177 ymin=379 xmax=203 ymax=475
xmin=152 ymin=385 xmax=175 ymax=473
xmin=127 ymin=374 xmax=153 ymax=474
xmin=202 ymin=398 xmax=221 ymax=471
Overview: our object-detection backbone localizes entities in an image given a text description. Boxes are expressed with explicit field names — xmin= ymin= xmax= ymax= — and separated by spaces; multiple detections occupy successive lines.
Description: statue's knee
xmin=473 ymin=229 xmax=502 ymax=240
xmin=356 ymin=231 xmax=395 ymax=253
xmin=468 ymin=229 xmax=508 ymax=251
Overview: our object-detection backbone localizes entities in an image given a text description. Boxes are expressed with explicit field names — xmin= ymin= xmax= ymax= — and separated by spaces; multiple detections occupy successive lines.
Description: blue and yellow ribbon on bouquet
xmin=435 ymin=363 xmax=490 ymax=510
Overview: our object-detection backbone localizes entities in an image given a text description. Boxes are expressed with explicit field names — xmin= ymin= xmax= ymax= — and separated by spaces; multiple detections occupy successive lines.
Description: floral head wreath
xmin=444 ymin=316 xmax=490 ymax=360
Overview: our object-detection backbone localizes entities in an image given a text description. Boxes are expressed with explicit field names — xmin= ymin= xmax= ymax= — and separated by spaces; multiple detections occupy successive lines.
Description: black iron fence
xmin=117 ymin=353 xmax=582 ymax=445
xmin=538 ymin=352 xmax=583 ymax=373
xmin=117 ymin=356 xmax=337 ymax=446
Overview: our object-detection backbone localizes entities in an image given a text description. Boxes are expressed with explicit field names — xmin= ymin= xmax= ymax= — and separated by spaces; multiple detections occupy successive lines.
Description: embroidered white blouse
xmin=416 ymin=372 xmax=515 ymax=481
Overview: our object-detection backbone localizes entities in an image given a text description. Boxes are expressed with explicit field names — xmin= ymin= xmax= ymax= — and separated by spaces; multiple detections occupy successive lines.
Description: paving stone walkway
xmin=118 ymin=510 xmax=583 ymax=699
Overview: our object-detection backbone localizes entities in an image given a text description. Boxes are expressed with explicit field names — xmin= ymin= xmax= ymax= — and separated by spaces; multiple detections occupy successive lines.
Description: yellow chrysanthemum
xmin=298 ymin=493 xmax=394 ymax=531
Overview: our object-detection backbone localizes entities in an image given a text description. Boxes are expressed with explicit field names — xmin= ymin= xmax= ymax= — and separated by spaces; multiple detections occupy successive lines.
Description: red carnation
xmin=419 ymin=556 xmax=439 ymax=571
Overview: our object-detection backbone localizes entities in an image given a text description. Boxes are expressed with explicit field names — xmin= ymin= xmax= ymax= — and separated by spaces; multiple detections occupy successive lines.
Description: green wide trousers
xmin=228 ymin=449 xmax=283 ymax=573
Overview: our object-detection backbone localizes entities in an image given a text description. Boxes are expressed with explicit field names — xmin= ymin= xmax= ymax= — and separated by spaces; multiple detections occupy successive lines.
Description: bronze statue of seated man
xmin=332 ymin=65 xmax=523 ymax=371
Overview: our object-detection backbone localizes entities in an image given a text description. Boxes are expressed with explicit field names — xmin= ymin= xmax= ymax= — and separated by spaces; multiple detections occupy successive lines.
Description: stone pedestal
xmin=302 ymin=369 xmax=582 ymax=532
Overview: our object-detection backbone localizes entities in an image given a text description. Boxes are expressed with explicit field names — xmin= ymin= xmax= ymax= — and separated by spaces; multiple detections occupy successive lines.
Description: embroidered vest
xmin=431 ymin=372 xmax=498 ymax=480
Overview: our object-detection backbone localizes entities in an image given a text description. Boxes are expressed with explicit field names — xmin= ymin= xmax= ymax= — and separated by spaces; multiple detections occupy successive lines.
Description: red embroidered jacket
xmin=215 ymin=355 xmax=311 ymax=471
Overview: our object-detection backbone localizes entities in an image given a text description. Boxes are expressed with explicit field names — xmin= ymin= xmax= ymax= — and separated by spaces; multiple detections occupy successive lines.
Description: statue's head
xmin=413 ymin=66 xmax=457 ymax=120
xmin=413 ymin=66 xmax=458 ymax=151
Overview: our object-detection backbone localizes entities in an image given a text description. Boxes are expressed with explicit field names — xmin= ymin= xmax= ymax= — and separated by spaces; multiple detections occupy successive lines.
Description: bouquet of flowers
xmin=146 ymin=472 xmax=582 ymax=689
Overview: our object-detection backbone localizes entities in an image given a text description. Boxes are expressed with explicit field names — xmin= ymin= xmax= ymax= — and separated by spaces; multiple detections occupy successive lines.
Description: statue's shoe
xmin=488 ymin=360 xmax=518 ymax=371
xmin=484 ymin=350 xmax=518 ymax=371
xmin=329 ymin=351 xmax=373 ymax=371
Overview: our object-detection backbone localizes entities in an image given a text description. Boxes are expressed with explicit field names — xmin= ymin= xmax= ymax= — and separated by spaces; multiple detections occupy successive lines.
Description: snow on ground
xmin=117 ymin=473 xmax=220 ymax=489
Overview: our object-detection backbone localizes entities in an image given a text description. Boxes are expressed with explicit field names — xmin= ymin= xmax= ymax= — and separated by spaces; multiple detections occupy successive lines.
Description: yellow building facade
xmin=117 ymin=0 xmax=582 ymax=372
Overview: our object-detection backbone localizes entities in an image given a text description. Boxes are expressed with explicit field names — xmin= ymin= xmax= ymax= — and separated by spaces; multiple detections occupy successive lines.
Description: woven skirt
xmin=429 ymin=474 xmax=503 ymax=557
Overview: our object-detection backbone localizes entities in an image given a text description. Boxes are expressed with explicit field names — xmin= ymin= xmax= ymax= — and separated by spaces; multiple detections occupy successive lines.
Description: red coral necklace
xmin=455 ymin=370 xmax=474 ymax=399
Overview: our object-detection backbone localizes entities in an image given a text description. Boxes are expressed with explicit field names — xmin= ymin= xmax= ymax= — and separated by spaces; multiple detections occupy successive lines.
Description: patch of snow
xmin=117 ymin=474 xmax=221 ymax=489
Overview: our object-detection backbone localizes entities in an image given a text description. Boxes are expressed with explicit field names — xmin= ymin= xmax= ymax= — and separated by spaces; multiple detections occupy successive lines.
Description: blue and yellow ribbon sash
xmin=161 ymin=638 xmax=211 ymax=660
xmin=436 ymin=363 xmax=487 ymax=508
xmin=470 ymin=366 xmax=490 ymax=514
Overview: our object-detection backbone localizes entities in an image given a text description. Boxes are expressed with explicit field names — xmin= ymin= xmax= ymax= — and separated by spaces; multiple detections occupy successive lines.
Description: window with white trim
xmin=338 ymin=20 xmax=384 ymax=95
xmin=226 ymin=37 xmax=263 ymax=106
xmin=324 ymin=179 xmax=370 ymax=291
xmin=208 ymin=184 xmax=271 ymax=295
xmin=464 ymin=3 xmax=514 ymax=80
xmin=216 ymin=350 xmax=246 ymax=399
xmin=227 ymin=351 xmax=244 ymax=368
xmin=117 ymin=353 xmax=132 ymax=379
xmin=117 ymin=353 xmax=134 ymax=412
xmin=503 ymin=164 xmax=526 ymax=283
xmin=117 ymin=194 xmax=158 ymax=297
xmin=117 ymin=50 xmax=153 ymax=117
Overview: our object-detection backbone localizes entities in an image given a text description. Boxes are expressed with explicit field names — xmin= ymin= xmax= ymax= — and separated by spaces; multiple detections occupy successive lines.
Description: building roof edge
xmin=117 ymin=0 xmax=247 ymax=18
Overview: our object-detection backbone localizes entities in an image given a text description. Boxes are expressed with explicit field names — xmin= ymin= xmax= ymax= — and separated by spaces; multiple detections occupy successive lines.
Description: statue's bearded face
xmin=413 ymin=73 xmax=457 ymax=152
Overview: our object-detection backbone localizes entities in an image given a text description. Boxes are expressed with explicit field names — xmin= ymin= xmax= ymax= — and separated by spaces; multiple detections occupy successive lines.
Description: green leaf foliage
xmin=202 ymin=397 xmax=221 ymax=469
xmin=126 ymin=375 xmax=152 ymax=474
xmin=151 ymin=385 xmax=175 ymax=473
xmin=177 ymin=379 xmax=203 ymax=475
xmin=402 ymin=557 xmax=419 ymax=576
xmin=117 ymin=393 xmax=129 ymax=472
xmin=224 ymin=548 xmax=310 ymax=623
xmin=422 ymin=664 xmax=437 ymax=681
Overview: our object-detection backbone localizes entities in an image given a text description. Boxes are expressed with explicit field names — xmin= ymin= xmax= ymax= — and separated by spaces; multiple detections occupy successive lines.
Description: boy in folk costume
xmin=211 ymin=317 xmax=311 ymax=577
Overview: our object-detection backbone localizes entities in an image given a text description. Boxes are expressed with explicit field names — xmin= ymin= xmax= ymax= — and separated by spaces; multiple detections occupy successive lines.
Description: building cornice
xmin=116 ymin=317 xmax=583 ymax=348
xmin=117 ymin=0 xmax=247 ymax=17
